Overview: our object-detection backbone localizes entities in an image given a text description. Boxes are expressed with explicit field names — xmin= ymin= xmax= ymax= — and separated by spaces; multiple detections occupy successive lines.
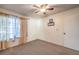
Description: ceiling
xmin=0 ymin=4 xmax=79 ymax=17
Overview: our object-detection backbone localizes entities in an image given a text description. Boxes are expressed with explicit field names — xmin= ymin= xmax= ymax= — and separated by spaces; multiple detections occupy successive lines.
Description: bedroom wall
xmin=17 ymin=6 xmax=79 ymax=51
xmin=27 ymin=14 xmax=64 ymax=46
xmin=27 ymin=17 xmax=44 ymax=42
xmin=27 ymin=7 xmax=79 ymax=51
xmin=42 ymin=7 xmax=79 ymax=51
xmin=42 ymin=14 xmax=64 ymax=46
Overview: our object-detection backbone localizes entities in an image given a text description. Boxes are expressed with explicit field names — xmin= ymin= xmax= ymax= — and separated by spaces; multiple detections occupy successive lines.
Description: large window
xmin=0 ymin=15 xmax=20 ymax=41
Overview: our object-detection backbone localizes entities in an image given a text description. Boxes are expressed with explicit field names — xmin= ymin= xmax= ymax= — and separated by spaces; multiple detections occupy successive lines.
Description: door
xmin=64 ymin=14 xmax=79 ymax=51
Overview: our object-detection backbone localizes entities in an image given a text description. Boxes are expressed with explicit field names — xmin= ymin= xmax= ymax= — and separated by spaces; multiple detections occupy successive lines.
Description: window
xmin=0 ymin=15 xmax=20 ymax=41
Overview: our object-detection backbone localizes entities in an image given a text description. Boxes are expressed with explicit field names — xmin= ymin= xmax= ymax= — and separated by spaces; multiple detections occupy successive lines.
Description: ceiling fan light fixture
xmin=33 ymin=4 xmax=54 ymax=15
xmin=40 ymin=8 xmax=46 ymax=12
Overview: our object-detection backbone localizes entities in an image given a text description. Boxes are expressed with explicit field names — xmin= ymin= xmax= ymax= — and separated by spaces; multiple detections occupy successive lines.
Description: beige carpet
xmin=0 ymin=39 xmax=79 ymax=55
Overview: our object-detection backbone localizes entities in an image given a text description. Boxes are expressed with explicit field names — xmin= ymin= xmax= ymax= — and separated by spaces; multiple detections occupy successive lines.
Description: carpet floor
xmin=0 ymin=39 xmax=79 ymax=55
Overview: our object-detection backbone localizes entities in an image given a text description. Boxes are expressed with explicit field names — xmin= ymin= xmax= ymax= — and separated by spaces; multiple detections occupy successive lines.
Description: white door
xmin=64 ymin=14 xmax=79 ymax=51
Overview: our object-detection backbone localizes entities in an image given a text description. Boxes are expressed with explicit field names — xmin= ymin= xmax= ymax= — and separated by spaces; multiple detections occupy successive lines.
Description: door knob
xmin=64 ymin=33 xmax=66 ymax=35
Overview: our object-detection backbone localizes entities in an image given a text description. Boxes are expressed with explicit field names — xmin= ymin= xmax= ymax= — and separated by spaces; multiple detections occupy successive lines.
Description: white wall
xmin=42 ymin=7 xmax=79 ymax=51
xmin=27 ymin=14 xmax=64 ymax=46
xmin=42 ymin=14 xmax=64 ymax=46
xmin=27 ymin=7 xmax=79 ymax=51
xmin=27 ymin=17 xmax=44 ymax=42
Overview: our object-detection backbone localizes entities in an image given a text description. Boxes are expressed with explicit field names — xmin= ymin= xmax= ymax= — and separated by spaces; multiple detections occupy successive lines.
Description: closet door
xmin=64 ymin=14 xmax=79 ymax=51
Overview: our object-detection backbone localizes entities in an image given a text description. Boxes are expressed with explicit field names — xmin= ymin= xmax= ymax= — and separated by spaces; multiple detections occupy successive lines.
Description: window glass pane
xmin=0 ymin=15 xmax=20 ymax=41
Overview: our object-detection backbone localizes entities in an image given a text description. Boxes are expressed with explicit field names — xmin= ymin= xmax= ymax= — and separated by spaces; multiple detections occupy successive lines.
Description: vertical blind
xmin=0 ymin=15 xmax=20 ymax=41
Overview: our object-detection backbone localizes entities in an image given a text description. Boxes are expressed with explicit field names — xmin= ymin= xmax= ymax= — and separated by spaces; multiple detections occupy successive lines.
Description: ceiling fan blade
xmin=41 ymin=4 xmax=48 ymax=8
xmin=33 ymin=5 xmax=40 ymax=8
xmin=34 ymin=10 xmax=40 ymax=13
xmin=43 ymin=4 xmax=48 ymax=8
xmin=40 ymin=4 xmax=44 ymax=8
xmin=46 ymin=8 xmax=54 ymax=10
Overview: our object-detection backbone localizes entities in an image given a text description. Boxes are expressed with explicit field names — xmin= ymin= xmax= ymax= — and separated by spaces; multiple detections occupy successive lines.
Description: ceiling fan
xmin=33 ymin=4 xmax=54 ymax=14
